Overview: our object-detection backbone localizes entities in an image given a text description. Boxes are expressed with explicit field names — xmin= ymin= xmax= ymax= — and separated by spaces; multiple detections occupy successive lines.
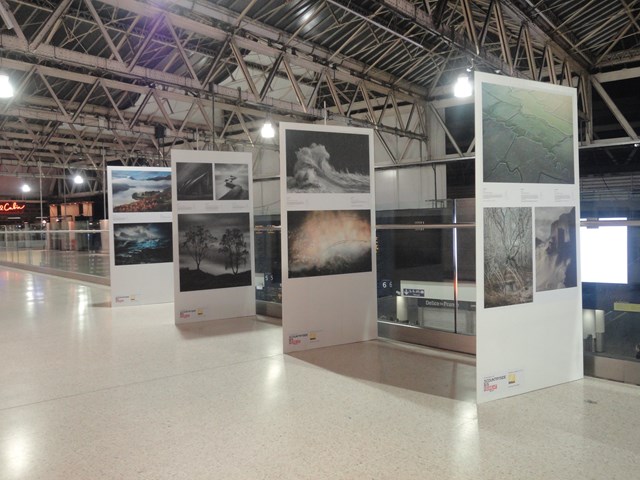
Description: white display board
xmin=171 ymin=150 xmax=255 ymax=324
xmin=107 ymin=166 xmax=174 ymax=306
xmin=280 ymin=123 xmax=377 ymax=353
xmin=475 ymin=72 xmax=583 ymax=403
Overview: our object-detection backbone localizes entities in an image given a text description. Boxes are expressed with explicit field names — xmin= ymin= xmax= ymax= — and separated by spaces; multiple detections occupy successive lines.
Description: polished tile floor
xmin=2 ymin=266 xmax=640 ymax=479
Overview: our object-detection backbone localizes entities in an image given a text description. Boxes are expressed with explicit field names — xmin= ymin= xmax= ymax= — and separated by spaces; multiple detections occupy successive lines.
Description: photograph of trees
xmin=484 ymin=207 xmax=533 ymax=308
xmin=178 ymin=213 xmax=252 ymax=292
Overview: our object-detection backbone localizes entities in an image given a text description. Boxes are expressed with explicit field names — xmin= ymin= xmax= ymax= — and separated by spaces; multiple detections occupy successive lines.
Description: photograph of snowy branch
xmin=178 ymin=213 xmax=251 ymax=292
xmin=287 ymin=209 xmax=372 ymax=278
xmin=535 ymin=206 xmax=577 ymax=292
xmin=176 ymin=162 xmax=213 ymax=201
xmin=484 ymin=207 xmax=533 ymax=308
xmin=285 ymin=129 xmax=370 ymax=194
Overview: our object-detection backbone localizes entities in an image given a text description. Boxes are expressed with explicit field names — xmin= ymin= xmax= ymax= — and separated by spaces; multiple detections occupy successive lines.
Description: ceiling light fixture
xmin=73 ymin=174 xmax=84 ymax=185
xmin=261 ymin=120 xmax=275 ymax=139
xmin=21 ymin=184 xmax=31 ymax=193
xmin=0 ymin=74 xmax=14 ymax=99
xmin=453 ymin=74 xmax=472 ymax=98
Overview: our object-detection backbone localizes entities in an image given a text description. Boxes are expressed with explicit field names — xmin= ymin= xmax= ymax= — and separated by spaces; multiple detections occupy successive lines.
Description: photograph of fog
xmin=484 ymin=207 xmax=533 ymax=308
xmin=178 ymin=213 xmax=252 ymax=291
xmin=214 ymin=163 xmax=249 ymax=200
xmin=113 ymin=222 xmax=173 ymax=265
xmin=535 ymin=207 xmax=577 ymax=292
xmin=285 ymin=129 xmax=370 ymax=194
xmin=287 ymin=209 xmax=372 ymax=278
xmin=176 ymin=162 xmax=213 ymax=201
xmin=111 ymin=170 xmax=171 ymax=212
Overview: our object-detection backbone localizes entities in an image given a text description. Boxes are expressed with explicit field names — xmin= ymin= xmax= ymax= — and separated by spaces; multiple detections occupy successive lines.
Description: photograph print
xmin=535 ymin=206 xmax=577 ymax=292
xmin=285 ymin=129 xmax=370 ymax=194
xmin=287 ymin=209 xmax=372 ymax=278
xmin=176 ymin=162 xmax=213 ymax=201
xmin=214 ymin=163 xmax=249 ymax=200
xmin=482 ymin=82 xmax=574 ymax=184
xmin=484 ymin=207 xmax=533 ymax=308
xmin=178 ymin=212 xmax=252 ymax=292
xmin=111 ymin=170 xmax=171 ymax=213
xmin=113 ymin=222 xmax=173 ymax=266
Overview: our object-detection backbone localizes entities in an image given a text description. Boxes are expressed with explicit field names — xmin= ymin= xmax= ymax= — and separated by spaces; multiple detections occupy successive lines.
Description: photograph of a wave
xmin=285 ymin=129 xmax=370 ymax=194
xmin=114 ymin=222 xmax=173 ymax=266
xmin=287 ymin=209 xmax=372 ymax=278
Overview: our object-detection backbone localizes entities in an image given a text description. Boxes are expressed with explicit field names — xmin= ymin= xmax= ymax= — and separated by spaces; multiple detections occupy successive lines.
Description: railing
xmin=0 ymin=227 xmax=110 ymax=281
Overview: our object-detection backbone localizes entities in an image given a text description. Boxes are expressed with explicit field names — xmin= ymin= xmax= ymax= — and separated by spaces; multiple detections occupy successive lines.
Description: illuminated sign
xmin=0 ymin=202 xmax=26 ymax=214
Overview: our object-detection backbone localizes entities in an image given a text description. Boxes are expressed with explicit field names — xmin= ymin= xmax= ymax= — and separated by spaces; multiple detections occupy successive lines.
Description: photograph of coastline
xmin=285 ymin=129 xmax=370 ymax=194
xmin=176 ymin=162 xmax=214 ymax=201
xmin=111 ymin=170 xmax=171 ymax=212
xmin=178 ymin=213 xmax=252 ymax=291
xmin=287 ymin=209 xmax=372 ymax=278
xmin=214 ymin=163 xmax=249 ymax=200
xmin=113 ymin=222 xmax=173 ymax=265
xmin=535 ymin=207 xmax=577 ymax=292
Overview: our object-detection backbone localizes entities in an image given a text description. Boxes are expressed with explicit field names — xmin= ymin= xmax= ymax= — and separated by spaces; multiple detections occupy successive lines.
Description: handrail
xmin=1 ymin=229 xmax=108 ymax=235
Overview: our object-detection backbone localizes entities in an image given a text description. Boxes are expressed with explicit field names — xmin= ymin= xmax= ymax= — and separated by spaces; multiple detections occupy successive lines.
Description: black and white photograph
xmin=176 ymin=162 xmax=213 ymax=201
xmin=178 ymin=213 xmax=252 ymax=291
xmin=113 ymin=222 xmax=173 ymax=265
xmin=535 ymin=207 xmax=577 ymax=292
xmin=214 ymin=163 xmax=249 ymax=200
xmin=484 ymin=207 xmax=533 ymax=308
xmin=285 ymin=129 xmax=370 ymax=194
xmin=288 ymin=209 xmax=372 ymax=278
xmin=111 ymin=170 xmax=172 ymax=213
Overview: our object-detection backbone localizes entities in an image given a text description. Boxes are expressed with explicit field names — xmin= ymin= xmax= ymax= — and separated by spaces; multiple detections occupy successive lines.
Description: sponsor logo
xmin=483 ymin=375 xmax=506 ymax=393
xmin=289 ymin=333 xmax=308 ymax=345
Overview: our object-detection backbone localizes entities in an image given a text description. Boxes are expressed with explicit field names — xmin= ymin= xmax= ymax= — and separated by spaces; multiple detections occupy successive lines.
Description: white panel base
xmin=476 ymin=296 xmax=583 ymax=402
xmin=175 ymin=285 xmax=256 ymax=324
xmin=282 ymin=272 xmax=378 ymax=353
xmin=111 ymin=263 xmax=173 ymax=306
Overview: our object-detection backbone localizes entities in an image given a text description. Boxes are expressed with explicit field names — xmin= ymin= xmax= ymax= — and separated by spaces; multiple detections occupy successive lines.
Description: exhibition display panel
xmin=107 ymin=166 xmax=174 ymax=306
xmin=474 ymin=72 xmax=583 ymax=403
xmin=171 ymin=150 xmax=256 ymax=324
xmin=280 ymin=123 xmax=377 ymax=353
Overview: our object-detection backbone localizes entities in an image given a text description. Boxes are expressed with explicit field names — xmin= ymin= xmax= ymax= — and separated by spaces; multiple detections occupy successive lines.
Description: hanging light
xmin=453 ymin=74 xmax=472 ymax=98
xmin=73 ymin=174 xmax=84 ymax=184
xmin=0 ymin=74 xmax=14 ymax=99
xmin=21 ymin=184 xmax=31 ymax=193
xmin=261 ymin=120 xmax=275 ymax=139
